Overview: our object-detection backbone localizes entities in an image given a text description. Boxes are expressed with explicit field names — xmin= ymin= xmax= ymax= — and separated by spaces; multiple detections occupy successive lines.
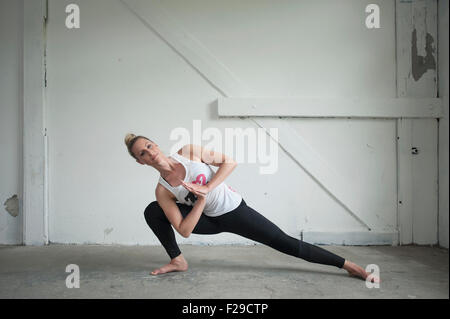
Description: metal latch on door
xmin=411 ymin=147 xmax=419 ymax=155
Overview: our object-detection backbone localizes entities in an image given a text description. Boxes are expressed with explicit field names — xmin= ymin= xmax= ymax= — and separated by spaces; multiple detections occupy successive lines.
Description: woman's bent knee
xmin=143 ymin=201 xmax=163 ymax=225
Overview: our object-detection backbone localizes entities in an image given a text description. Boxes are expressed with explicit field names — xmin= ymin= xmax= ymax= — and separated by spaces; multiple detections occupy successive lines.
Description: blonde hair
xmin=124 ymin=133 xmax=152 ymax=159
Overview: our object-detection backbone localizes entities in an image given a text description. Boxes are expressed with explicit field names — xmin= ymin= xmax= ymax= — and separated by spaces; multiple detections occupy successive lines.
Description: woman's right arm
xmin=155 ymin=185 xmax=206 ymax=238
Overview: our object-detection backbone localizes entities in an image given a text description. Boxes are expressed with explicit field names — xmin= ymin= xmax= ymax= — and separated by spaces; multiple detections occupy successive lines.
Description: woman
xmin=124 ymin=133 xmax=377 ymax=282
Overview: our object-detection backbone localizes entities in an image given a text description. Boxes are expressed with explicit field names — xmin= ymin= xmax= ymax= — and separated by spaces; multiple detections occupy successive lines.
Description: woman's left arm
xmin=179 ymin=144 xmax=237 ymax=194
xmin=203 ymin=157 xmax=237 ymax=192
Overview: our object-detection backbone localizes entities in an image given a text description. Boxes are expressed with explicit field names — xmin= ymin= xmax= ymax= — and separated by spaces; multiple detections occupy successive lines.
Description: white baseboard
xmin=300 ymin=230 xmax=399 ymax=246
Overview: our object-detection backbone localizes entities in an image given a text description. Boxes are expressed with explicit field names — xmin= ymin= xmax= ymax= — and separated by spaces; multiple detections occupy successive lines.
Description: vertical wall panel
xmin=22 ymin=0 xmax=47 ymax=245
xmin=437 ymin=0 xmax=449 ymax=248
xmin=396 ymin=0 xmax=439 ymax=245
xmin=0 ymin=0 xmax=23 ymax=245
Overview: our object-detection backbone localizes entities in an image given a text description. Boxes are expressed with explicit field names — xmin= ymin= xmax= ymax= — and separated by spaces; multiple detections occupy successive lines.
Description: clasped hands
xmin=179 ymin=179 xmax=209 ymax=200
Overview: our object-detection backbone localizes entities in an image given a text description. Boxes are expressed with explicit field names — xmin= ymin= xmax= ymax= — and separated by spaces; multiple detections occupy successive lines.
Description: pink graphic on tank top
xmin=192 ymin=173 xmax=236 ymax=193
xmin=193 ymin=174 xmax=207 ymax=185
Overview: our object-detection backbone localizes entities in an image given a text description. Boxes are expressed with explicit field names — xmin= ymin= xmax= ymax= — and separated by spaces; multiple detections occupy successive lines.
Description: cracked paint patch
xmin=411 ymin=29 xmax=436 ymax=81
xmin=4 ymin=195 xmax=19 ymax=217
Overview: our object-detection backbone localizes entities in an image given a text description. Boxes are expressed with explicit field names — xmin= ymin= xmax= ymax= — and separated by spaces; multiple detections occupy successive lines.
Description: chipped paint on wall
xmin=4 ymin=195 xmax=19 ymax=217
xmin=411 ymin=29 xmax=436 ymax=81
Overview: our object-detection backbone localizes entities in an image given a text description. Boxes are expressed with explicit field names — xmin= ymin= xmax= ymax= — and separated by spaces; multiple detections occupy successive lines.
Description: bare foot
xmin=343 ymin=260 xmax=380 ymax=283
xmin=150 ymin=254 xmax=188 ymax=275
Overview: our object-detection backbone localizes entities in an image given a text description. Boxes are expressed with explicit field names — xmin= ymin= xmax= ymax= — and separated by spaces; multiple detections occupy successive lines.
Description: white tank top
xmin=158 ymin=152 xmax=243 ymax=217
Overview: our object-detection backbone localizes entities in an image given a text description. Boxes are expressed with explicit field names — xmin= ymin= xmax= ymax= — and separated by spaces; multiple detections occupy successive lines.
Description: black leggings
xmin=144 ymin=198 xmax=345 ymax=269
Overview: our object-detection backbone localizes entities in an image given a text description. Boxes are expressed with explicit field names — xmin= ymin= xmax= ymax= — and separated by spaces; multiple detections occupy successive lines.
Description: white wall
xmin=0 ymin=0 xmax=445 ymax=248
xmin=1 ymin=0 xmax=445 ymax=247
xmin=0 ymin=0 xmax=436 ymax=247
xmin=438 ymin=0 xmax=449 ymax=249
xmin=0 ymin=0 xmax=23 ymax=244
xmin=44 ymin=0 xmax=404 ymax=246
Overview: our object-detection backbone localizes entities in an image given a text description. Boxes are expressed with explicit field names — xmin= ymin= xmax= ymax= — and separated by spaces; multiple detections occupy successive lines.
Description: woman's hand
xmin=179 ymin=179 xmax=209 ymax=199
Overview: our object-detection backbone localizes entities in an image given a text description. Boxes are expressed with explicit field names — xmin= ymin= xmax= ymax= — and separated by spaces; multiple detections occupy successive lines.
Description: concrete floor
xmin=0 ymin=244 xmax=448 ymax=299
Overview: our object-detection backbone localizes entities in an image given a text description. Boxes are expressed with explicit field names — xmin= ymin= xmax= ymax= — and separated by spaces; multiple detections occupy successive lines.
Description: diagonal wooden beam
xmin=120 ymin=0 xmax=251 ymax=97
xmin=251 ymin=117 xmax=372 ymax=230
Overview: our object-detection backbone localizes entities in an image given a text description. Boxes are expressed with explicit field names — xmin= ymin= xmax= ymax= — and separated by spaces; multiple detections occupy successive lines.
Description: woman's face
xmin=132 ymin=138 xmax=162 ymax=166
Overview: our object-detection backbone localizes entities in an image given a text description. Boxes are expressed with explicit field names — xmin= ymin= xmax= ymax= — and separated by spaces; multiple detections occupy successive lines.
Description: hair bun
xmin=124 ymin=133 xmax=137 ymax=146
